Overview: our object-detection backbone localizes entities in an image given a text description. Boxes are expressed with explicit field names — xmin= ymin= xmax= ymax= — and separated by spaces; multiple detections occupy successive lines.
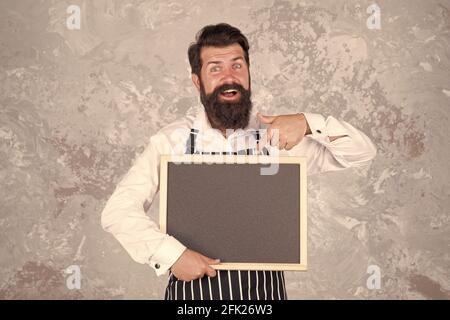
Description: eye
xmin=210 ymin=65 xmax=220 ymax=72
xmin=233 ymin=63 xmax=242 ymax=69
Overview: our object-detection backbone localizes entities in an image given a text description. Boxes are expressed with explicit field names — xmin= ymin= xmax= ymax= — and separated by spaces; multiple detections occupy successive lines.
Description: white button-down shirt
xmin=101 ymin=106 xmax=377 ymax=276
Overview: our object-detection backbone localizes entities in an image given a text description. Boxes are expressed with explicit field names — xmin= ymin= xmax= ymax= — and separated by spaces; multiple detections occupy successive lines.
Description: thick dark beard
xmin=200 ymin=81 xmax=252 ymax=131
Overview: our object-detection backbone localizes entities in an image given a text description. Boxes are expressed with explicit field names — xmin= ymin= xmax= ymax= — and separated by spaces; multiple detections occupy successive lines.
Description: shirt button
xmin=155 ymin=263 xmax=160 ymax=269
xmin=316 ymin=130 xmax=322 ymax=134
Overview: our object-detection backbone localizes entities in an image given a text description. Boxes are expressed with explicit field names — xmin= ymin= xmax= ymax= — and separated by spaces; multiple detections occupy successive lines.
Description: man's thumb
xmin=203 ymin=256 xmax=221 ymax=265
xmin=257 ymin=112 xmax=276 ymax=124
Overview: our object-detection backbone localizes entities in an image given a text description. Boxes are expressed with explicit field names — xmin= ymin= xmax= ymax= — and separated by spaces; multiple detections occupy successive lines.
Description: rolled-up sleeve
xmin=101 ymin=133 xmax=186 ymax=276
xmin=290 ymin=113 xmax=377 ymax=175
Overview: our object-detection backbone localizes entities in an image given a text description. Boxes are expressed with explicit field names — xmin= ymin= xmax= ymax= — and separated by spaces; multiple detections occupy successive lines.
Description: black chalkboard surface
xmin=159 ymin=154 xmax=307 ymax=271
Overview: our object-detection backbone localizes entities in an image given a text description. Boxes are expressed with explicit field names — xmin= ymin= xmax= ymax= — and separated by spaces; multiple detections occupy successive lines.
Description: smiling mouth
xmin=220 ymin=89 xmax=240 ymax=99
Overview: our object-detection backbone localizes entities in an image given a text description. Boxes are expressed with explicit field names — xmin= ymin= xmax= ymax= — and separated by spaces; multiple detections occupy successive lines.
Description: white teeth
xmin=223 ymin=89 xmax=237 ymax=93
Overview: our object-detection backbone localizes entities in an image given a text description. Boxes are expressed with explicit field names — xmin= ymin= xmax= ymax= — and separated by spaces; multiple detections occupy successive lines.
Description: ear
xmin=191 ymin=73 xmax=201 ymax=93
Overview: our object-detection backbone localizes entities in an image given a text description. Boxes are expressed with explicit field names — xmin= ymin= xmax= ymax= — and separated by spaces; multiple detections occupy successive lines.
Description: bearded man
xmin=101 ymin=23 xmax=377 ymax=300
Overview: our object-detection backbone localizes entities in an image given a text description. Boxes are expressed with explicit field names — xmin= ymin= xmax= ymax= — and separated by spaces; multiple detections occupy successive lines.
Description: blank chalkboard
xmin=159 ymin=154 xmax=307 ymax=271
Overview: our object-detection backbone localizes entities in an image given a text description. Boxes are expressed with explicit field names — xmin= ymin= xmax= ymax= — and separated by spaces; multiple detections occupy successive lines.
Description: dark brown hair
xmin=188 ymin=23 xmax=250 ymax=77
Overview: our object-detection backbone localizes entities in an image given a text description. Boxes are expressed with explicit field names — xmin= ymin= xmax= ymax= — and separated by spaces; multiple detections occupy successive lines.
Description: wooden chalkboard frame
xmin=159 ymin=154 xmax=307 ymax=271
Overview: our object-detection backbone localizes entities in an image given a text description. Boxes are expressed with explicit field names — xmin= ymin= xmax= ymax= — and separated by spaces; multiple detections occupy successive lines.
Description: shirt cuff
xmin=302 ymin=112 xmax=350 ymax=144
xmin=302 ymin=112 xmax=327 ymax=144
xmin=148 ymin=235 xmax=186 ymax=276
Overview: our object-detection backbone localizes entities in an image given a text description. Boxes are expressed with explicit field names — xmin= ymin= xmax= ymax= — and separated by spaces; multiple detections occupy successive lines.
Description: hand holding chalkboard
xmin=170 ymin=248 xmax=221 ymax=281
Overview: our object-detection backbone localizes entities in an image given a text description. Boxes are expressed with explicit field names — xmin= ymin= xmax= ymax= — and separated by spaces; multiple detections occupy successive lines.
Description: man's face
xmin=192 ymin=44 xmax=252 ymax=131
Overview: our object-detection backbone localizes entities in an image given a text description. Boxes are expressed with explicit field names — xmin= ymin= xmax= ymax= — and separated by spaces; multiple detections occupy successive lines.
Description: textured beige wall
xmin=0 ymin=0 xmax=449 ymax=299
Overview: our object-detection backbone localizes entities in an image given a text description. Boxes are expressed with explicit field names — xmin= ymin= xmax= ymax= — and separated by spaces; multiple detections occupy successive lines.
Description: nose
xmin=220 ymin=66 xmax=239 ymax=85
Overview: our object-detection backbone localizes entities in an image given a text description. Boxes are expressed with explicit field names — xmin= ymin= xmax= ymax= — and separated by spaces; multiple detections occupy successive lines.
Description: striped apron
xmin=164 ymin=128 xmax=288 ymax=300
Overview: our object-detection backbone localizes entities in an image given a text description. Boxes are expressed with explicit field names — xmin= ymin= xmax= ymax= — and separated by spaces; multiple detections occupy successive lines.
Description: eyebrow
xmin=205 ymin=56 xmax=245 ymax=67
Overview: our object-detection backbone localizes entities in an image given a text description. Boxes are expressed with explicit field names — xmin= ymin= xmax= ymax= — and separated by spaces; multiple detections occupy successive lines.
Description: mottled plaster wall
xmin=0 ymin=0 xmax=449 ymax=299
